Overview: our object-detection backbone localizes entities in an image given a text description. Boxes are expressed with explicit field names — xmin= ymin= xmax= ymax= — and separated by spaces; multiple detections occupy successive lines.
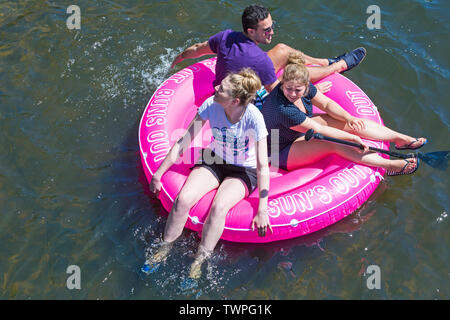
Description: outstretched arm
xmin=311 ymin=90 xmax=366 ymax=132
xmin=150 ymin=113 xmax=206 ymax=195
xmin=171 ymin=41 xmax=215 ymax=68
xmin=251 ymin=137 xmax=273 ymax=237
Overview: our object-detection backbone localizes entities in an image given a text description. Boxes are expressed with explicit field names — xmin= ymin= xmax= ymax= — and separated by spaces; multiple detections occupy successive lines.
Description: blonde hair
xmin=226 ymin=68 xmax=262 ymax=106
xmin=282 ymin=53 xmax=310 ymax=94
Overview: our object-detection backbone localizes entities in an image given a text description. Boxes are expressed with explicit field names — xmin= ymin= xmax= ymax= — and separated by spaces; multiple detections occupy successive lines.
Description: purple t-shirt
xmin=208 ymin=29 xmax=277 ymax=87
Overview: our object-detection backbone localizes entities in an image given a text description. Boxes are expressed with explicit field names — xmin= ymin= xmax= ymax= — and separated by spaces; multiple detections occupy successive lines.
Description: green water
xmin=0 ymin=0 xmax=448 ymax=299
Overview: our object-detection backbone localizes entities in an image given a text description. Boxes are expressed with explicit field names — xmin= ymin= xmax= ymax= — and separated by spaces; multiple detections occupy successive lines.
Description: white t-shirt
xmin=198 ymin=96 xmax=268 ymax=169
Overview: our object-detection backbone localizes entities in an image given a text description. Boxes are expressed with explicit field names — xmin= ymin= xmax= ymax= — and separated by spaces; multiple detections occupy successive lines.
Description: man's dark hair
xmin=242 ymin=5 xmax=270 ymax=34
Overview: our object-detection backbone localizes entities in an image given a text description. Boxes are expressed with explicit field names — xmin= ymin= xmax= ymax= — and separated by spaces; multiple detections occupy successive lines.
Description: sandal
xmin=386 ymin=155 xmax=420 ymax=176
xmin=395 ymin=138 xmax=428 ymax=150
xmin=141 ymin=241 xmax=173 ymax=274
xmin=141 ymin=261 xmax=161 ymax=274
xmin=328 ymin=47 xmax=367 ymax=73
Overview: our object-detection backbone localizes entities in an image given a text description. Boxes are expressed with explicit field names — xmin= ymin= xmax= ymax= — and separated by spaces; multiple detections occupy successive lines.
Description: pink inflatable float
xmin=139 ymin=57 xmax=388 ymax=243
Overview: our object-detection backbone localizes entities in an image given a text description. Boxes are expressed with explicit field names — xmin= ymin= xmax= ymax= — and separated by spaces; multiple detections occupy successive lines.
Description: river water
xmin=0 ymin=0 xmax=448 ymax=299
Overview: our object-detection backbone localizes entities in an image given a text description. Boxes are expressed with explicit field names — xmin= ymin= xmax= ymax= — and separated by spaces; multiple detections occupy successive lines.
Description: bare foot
xmin=188 ymin=258 xmax=205 ymax=279
xmin=188 ymin=247 xmax=211 ymax=279
xmin=141 ymin=241 xmax=174 ymax=274
xmin=395 ymin=137 xmax=427 ymax=150
xmin=150 ymin=241 xmax=173 ymax=263
xmin=386 ymin=157 xmax=418 ymax=176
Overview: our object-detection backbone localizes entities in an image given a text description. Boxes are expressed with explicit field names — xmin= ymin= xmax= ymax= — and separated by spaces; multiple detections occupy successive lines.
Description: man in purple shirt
xmin=171 ymin=4 xmax=365 ymax=95
xmin=208 ymin=28 xmax=278 ymax=88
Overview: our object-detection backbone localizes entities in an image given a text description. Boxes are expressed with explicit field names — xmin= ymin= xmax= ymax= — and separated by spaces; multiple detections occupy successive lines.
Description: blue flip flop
xmin=387 ymin=154 xmax=420 ymax=176
xmin=395 ymin=138 xmax=428 ymax=150
xmin=141 ymin=261 xmax=161 ymax=275
xmin=328 ymin=47 xmax=367 ymax=73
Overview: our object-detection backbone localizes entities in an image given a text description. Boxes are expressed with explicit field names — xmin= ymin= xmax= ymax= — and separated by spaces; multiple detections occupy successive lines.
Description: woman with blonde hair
xmin=261 ymin=53 xmax=427 ymax=175
xmin=146 ymin=68 xmax=272 ymax=279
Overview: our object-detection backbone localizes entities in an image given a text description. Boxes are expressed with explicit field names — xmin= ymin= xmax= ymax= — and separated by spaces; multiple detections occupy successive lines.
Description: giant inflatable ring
xmin=139 ymin=57 xmax=388 ymax=243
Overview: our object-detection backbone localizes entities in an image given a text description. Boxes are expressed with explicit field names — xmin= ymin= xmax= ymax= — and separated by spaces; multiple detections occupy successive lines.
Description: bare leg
xmin=150 ymin=166 xmax=220 ymax=264
xmin=266 ymin=43 xmax=346 ymax=82
xmin=302 ymin=51 xmax=330 ymax=66
xmin=312 ymin=114 xmax=427 ymax=148
xmin=163 ymin=166 xmax=220 ymax=242
xmin=286 ymin=137 xmax=417 ymax=173
xmin=306 ymin=64 xmax=345 ymax=83
xmin=189 ymin=177 xmax=248 ymax=278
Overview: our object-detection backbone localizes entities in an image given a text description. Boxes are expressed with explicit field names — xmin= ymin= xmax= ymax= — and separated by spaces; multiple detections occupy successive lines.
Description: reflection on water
xmin=0 ymin=0 xmax=448 ymax=299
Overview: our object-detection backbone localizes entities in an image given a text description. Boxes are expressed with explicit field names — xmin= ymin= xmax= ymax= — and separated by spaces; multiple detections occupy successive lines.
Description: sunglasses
xmin=262 ymin=21 xmax=276 ymax=34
